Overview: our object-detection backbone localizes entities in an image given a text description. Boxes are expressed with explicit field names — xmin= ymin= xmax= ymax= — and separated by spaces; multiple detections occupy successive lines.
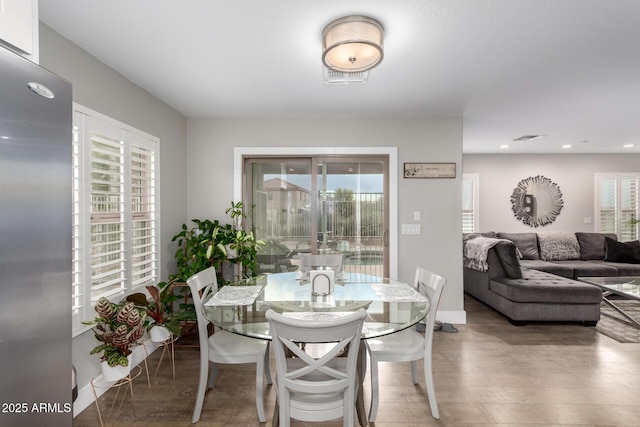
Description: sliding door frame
xmin=234 ymin=147 xmax=398 ymax=279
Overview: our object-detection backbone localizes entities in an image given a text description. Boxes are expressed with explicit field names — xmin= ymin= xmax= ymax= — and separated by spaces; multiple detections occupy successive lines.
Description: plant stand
xmin=90 ymin=365 xmax=142 ymax=426
xmin=154 ymin=333 xmax=179 ymax=379
xmin=132 ymin=342 xmax=152 ymax=389
xmin=168 ymin=281 xmax=201 ymax=349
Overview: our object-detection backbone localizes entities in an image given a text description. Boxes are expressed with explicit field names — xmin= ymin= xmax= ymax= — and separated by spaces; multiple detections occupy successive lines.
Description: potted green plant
xmin=217 ymin=201 xmax=266 ymax=284
xmin=127 ymin=282 xmax=183 ymax=343
xmin=170 ymin=201 xmax=265 ymax=286
xmin=83 ymin=297 xmax=146 ymax=381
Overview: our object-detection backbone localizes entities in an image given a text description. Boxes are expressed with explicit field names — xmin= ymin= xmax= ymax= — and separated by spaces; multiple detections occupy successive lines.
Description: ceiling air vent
xmin=513 ymin=135 xmax=546 ymax=142
xmin=323 ymin=68 xmax=368 ymax=85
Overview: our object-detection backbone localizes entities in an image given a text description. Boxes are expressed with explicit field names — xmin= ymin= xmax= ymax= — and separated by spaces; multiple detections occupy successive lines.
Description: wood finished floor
xmin=73 ymin=296 xmax=640 ymax=426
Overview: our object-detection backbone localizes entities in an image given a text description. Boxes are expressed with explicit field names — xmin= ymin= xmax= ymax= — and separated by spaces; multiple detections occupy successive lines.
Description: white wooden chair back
xmin=266 ymin=308 xmax=366 ymax=426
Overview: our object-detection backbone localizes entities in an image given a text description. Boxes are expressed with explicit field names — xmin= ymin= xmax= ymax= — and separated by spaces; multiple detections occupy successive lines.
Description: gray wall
xmin=463 ymin=153 xmax=640 ymax=232
xmin=39 ymin=23 xmax=187 ymax=409
xmin=187 ymin=117 xmax=466 ymax=323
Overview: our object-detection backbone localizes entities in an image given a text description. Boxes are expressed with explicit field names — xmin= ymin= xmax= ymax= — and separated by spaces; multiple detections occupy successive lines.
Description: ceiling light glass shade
xmin=322 ymin=16 xmax=384 ymax=73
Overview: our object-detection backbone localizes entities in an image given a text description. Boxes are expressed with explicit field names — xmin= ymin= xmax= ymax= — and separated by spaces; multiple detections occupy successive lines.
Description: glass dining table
xmin=201 ymin=271 xmax=431 ymax=426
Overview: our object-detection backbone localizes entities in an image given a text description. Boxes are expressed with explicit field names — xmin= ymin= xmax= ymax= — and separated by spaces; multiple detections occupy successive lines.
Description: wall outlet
xmin=584 ymin=217 xmax=592 ymax=224
xmin=402 ymin=224 xmax=421 ymax=235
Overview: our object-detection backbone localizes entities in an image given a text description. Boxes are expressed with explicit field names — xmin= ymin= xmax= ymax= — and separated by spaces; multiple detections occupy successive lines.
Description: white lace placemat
xmin=204 ymin=285 xmax=263 ymax=306
xmin=369 ymin=283 xmax=429 ymax=302
xmin=282 ymin=311 xmax=354 ymax=321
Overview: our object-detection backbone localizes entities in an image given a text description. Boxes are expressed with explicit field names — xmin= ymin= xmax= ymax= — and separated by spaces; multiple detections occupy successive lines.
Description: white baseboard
xmin=73 ymin=341 xmax=159 ymax=417
xmin=437 ymin=309 xmax=466 ymax=325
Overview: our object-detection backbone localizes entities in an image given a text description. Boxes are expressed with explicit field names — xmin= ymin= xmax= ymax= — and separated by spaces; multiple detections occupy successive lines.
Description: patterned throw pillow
xmin=537 ymin=231 xmax=580 ymax=261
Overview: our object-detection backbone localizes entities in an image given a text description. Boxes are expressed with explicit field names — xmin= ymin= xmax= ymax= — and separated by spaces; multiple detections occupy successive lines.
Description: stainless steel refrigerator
xmin=0 ymin=46 xmax=72 ymax=426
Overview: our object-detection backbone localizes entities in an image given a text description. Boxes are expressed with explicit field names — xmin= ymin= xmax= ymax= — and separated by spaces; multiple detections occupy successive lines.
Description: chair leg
xmin=368 ymin=356 xmax=380 ymax=422
xmin=264 ymin=344 xmax=273 ymax=385
xmin=411 ymin=360 xmax=419 ymax=384
xmin=207 ymin=362 xmax=218 ymax=389
xmin=255 ymin=355 xmax=267 ymax=422
xmin=279 ymin=391 xmax=291 ymax=427
xmin=423 ymin=354 xmax=439 ymax=419
xmin=343 ymin=389 xmax=355 ymax=427
xmin=192 ymin=359 xmax=209 ymax=423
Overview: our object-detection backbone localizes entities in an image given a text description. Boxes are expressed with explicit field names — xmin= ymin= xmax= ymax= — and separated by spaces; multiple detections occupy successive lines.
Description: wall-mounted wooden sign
xmin=403 ymin=162 xmax=456 ymax=179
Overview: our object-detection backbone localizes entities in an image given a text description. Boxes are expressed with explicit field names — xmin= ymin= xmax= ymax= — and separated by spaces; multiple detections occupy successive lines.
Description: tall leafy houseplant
xmin=170 ymin=201 xmax=265 ymax=286
xmin=170 ymin=219 xmax=226 ymax=283
xmin=219 ymin=201 xmax=266 ymax=284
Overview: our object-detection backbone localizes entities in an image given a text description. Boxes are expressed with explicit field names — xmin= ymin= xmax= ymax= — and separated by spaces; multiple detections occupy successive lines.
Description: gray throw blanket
xmin=463 ymin=236 xmax=517 ymax=272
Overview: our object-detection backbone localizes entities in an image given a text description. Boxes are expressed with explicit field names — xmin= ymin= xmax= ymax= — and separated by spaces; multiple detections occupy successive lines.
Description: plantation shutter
xmin=596 ymin=173 xmax=640 ymax=241
xmin=129 ymin=136 xmax=158 ymax=287
xmin=619 ymin=176 xmax=639 ymax=241
xmin=462 ymin=174 xmax=478 ymax=233
xmin=597 ymin=176 xmax=617 ymax=234
xmin=71 ymin=123 xmax=84 ymax=325
xmin=89 ymin=125 xmax=126 ymax=301
xmin=72 ymin=104 xmax=160 ymax=335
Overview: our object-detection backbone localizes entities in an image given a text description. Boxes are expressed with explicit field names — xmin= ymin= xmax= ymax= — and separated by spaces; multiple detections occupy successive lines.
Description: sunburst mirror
xmin=511 ymin=175 xmax=563 ymax=227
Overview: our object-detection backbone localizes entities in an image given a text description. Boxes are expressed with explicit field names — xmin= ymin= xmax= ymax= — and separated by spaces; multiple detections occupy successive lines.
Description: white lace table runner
xmin=204 ymin=285 xmax=263 ymax=306
xmin=369 ymin=283 xmax=428 ymax=302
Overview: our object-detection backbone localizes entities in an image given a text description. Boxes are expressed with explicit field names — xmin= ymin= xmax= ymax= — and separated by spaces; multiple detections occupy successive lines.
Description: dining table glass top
xmin=202 ymin=272 xmax=431 ymax=340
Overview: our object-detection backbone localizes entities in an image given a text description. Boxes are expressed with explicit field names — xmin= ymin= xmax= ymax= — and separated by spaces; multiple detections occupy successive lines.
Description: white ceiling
xmin=39 ymin=0 xmax=640 ymax=154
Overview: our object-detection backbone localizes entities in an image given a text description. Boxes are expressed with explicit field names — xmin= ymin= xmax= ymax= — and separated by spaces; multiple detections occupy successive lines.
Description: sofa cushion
xmin=489 ymin=269 xmax=602 ymax=304
xmin=497 ymin=232 xmax=539 ymax=260
xmin=550 ymin=260 xmax=619 ymax=278
xmin=537 ymin=231 xmax=580 ymax=261
xmin=493 ymin=241 xmax=523 ymax=279
xmin=519 ymin=260 xmax=574 ymax=278
xmin=603 ymin=237 xmax=640 ymax=263
xmin=575 ymin=232 xmax=618 ymax=260
xmin=604 ymin=262 xmax=640 ymax=276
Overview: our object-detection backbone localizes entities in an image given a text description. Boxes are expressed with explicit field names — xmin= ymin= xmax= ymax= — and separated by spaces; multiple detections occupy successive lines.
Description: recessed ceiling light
xmin=623 ymin=144 xmax=635 ymax=148
xmin=562 ymin=144 xmax=572 ymax=149
xmin=500 ymin=144 xmax=510 ymax=149
xmin=513 ymin=135 xmax=546 ymax=142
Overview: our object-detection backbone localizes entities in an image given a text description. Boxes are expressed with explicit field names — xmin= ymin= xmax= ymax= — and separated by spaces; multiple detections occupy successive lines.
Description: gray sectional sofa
xmin=463 ymin=231 xmax=640 ymax=325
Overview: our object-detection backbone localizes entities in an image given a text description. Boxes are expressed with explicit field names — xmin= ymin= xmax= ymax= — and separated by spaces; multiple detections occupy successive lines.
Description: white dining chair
xmin=266 ymin=308 xmax=367 ymax=427
xmin=187 ymin=267 xmax=272 ymax=423
xmin=365 ymin=266 xmax=446 ymax=422
xmin=299 ymin=253 xmax=344 ymax=274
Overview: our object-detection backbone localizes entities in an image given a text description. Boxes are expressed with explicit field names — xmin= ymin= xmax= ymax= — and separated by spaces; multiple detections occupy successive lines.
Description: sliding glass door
xmin=244 ymin=156 xmax=389 ymax=277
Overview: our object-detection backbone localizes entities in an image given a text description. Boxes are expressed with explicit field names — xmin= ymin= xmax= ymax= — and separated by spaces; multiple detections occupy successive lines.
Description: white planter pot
xmin=101 ymin=356 xmax=131 ymax=381
xmin=225 ymin=244 xmax=238 ymax=259
xmin=150 ymin=325 xmax=171 ymax=343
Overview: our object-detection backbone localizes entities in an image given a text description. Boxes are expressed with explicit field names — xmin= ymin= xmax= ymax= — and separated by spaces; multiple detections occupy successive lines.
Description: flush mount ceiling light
xmin=322 ymin=15 xmax=384 ymax=73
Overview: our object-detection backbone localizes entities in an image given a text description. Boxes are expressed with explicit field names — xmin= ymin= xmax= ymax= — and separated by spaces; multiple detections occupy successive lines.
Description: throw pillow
xmin=493 ymin=241 xmax=523 ymax=279
xmin=603 ymin=237 xmax=640 ymax=263
xmin=496 ymin=232 xmax=539 ymax=260
xmin=575 ymin=232 xmax=618 ymax=260
xmin=537 ymin=231 xmax=580 ymax=261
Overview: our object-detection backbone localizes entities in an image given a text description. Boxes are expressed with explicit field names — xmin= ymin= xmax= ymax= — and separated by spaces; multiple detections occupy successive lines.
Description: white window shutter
xmin=462 ymin=174 xmax=479 ymax=233
xmin=72 ymin=104 xmax=160 ymax=334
